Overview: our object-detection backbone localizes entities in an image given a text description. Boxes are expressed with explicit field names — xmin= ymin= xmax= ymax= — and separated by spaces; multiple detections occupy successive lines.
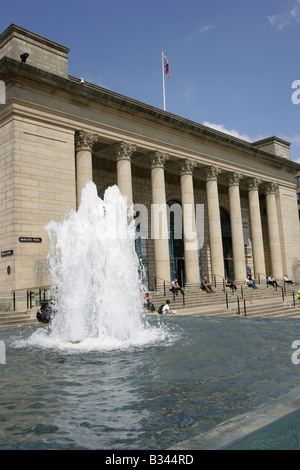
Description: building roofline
xmin=0 ymin=24 xmax=70 ymax=54
xmin=1 ymin=56 xmax=299 ymax=171
xmin=252 ymin=136 xmax=291 ymax=147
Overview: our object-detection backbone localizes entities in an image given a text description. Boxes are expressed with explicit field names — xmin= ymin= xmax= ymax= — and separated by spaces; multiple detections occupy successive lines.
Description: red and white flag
xmin=163 ymin=54 xmax=171 ymax=78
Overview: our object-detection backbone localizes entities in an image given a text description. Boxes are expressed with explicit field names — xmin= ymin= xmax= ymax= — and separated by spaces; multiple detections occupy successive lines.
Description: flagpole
xmin=162 ymin=49 xmax=166 ymax=111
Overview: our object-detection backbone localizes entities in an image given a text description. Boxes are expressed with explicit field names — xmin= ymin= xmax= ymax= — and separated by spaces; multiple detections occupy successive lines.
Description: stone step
xmin=0 ymin=310 xmax=38 ymax=330
xmin=144 ymin=292 xmax=300 ymax=319
xmin=180 ymin=303 xmax=300 ymax=318
xmin=146 ymin=290 xmax=289 ymax=311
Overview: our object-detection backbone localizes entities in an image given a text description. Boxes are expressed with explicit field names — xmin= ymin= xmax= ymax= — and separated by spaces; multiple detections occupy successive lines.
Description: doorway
xmin=168 ymin=200 xmax=185 ymax=286
xmin=220 ymin=208 xmax=234 ymax=280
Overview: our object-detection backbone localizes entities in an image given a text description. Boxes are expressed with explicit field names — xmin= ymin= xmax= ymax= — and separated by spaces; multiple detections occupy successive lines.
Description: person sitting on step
xmin=283 ymin=275 xmax=294 ymax=286
xmin=225 ymin=277 xmax=237 ymax=292
xmin=162 ymin=299 xmax=175 ymax=315
xmin=267 ymin=275 xmax=280 ymax=288
xmin=170 ymin=279 xmax=184 ymax=296
xmin=143 ymin=293 xmax=156 ymax=313
xmin=201 ymin=277 xmax=215 ymax=293
xmin=244 ymin=275 xmax=258 ymax=289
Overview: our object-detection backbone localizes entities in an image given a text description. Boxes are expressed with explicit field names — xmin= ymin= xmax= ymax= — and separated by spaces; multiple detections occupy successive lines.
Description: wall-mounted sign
xmin=1 ymin=250 xmax=13 ymax=257
xmin=19 ymin=237 xmax=42 ymax=243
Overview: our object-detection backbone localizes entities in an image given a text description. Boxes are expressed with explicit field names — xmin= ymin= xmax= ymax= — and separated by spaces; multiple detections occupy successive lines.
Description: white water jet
xmin=28 ymin=182 xmax=169 ymax=350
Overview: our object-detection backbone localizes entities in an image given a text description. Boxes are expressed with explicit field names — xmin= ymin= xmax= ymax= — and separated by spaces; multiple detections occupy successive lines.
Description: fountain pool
xmin=1 ymin=183 xmax=300 ymax=450
xmin=1 ymin=315 xmax=300 ymax=450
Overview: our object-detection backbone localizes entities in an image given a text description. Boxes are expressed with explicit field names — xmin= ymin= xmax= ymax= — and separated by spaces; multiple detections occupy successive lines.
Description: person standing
xmin=247 ymin=265 xmax=252 ymax=279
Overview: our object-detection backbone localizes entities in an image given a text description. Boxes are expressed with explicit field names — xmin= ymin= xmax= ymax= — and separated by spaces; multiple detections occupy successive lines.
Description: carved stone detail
xmin=263 ymin=181 xmax=278 ymax=195
xmin=226 ymin=172 xmax=243 ymax=186
xmin=246 ymin=177 xmax=262 ymax=191
xmin=113 ymin=141 xmax=136 ymax=161
xmin=149 ymin=150 xmax=169 ymax=168
xmin=178 ymin=159 xmax=197 ymax=175
xmin=75 ymin=130 xmax=97 ymax=152
xmin=203 ymin=165 xmax=222 ymax=181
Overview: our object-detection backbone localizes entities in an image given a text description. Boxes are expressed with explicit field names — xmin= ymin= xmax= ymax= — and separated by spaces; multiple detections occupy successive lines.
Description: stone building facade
xmin=1 ymin=24 xmax=300 ymax=301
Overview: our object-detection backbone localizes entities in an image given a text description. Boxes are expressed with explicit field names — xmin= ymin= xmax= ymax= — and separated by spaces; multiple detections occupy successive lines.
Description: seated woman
xmin=283 ymin=275 xmax=294 ymax=286
xmin=225 ymin=277 xmax=237 ymax=291
xmin=143 ymin=293 xmax=156 ymax=312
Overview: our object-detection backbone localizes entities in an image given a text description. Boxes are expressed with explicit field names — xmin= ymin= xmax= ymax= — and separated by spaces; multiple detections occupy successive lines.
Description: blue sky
xmin=1 ymin=0 xmax=300 ymax=161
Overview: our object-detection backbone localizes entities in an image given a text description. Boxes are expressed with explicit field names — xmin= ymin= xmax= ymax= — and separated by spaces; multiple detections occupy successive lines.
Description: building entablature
xmin=74 ymin=130 xmax=293 ymax=194
xmin=1 ymin=54 xmax=300 ymax=180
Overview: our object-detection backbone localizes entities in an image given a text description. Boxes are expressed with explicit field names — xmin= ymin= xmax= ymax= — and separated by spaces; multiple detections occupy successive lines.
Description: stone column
xmin=203 ymin=166 xmax=224 ymax=280
xmin=264 ymin=182 xmax=283 ymax=279
xmin=179 ymin=159 xmax=200 ymax=284
xmin=113 ymin=141 xmax=136 ymax=208
xmin=150 ymin=151 xmax=171 ymax=286
xmin=75 ymin=130 xmax=97 ymax=207
xmin=227 ymin=172 xmax=245 ymax=282
xmin=247 ymin=177 xmax=266 ymax=277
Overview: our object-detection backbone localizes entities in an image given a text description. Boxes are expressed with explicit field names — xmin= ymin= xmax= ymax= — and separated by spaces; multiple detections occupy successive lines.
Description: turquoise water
xmin=226 ymin=408 xmax=300 ymax=450
xmin=1 ymin=316 xmax=300 ymax=450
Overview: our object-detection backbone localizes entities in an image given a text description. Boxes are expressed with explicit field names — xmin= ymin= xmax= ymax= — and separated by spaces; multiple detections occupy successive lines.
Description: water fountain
xmin=1 ymin=182 xmax=299 ymax=450
xmin=27 ymin=181 xmax=167 ymax=350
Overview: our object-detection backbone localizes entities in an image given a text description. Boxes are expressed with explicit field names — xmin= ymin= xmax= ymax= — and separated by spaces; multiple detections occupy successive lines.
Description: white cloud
xmin=268 ymin=0 xmax=300 ymax=29
xmin=203 ymin=123 xmax=300 ymax=163
xmin=199 ymin=24 xmax=213 ymax=33
xmin=183 ymin=24 xmax=214 ymax=48
xmin=202 ymin=123 xmax=300 ymax=162
xmin=202 ymin=121 xmax=253 ymax=142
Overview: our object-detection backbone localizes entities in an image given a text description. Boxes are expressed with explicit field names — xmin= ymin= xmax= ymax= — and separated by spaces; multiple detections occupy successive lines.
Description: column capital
xmin=113 ymin=141 xmax=136 ymax=161
xmin=75 ymin=130 xmax=98 ymax=152
xmin=262 ymin=181 xmax=278 ymax=195
xmin=178 ymin=158 xmax=197 ymax=175
xmin=226 ymin=171 xmax=243 ymax=187
xmin=246 ymin=177 xmax=262 ymax=191
xmin=203 ymin=165 xmax=222 ymax=181
xmin=149 ymin=150 xmax=169 ymax=168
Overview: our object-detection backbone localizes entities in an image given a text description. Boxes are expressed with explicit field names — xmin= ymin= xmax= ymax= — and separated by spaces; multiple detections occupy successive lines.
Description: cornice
xmin=0 ymin=24 xmax=69 ymax=54
xmin=1 ymin=56 xmax=300 ymax=173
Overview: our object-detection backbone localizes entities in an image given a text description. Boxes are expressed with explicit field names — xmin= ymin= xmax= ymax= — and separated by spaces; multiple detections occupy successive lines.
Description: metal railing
xmin=11 ymin=285 xmax=52 ymax=311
